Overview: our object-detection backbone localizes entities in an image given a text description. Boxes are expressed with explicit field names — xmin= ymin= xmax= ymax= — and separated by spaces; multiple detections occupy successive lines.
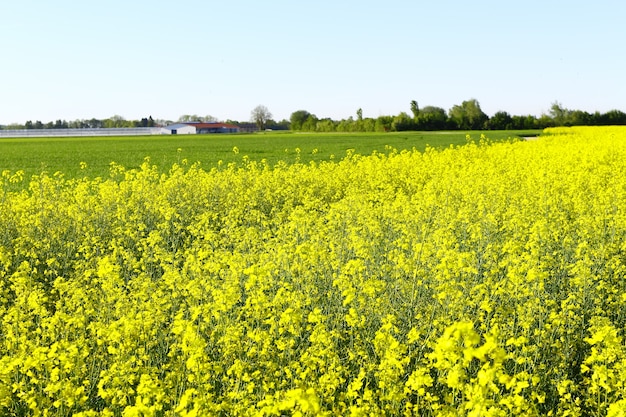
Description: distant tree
xmin=25 ymin=120 xmax=33 ymax=129
xmin=410 ymin=100 xmax=419 ymax=119
xmin=153 ymin=118 xmax=173 ymax=127
xmin=273 ymin=119 xmax=291 ymax=130
xmin=337 ymin=117 xmax=356 ymax=132
xmin=103 ymin=115 xmax=129 ymax=128
xmin=375 ymin=115 xmax=393 ymax=132
xmin=53 ymin=119 xmax=68 ymax=129
xmin=508 ymin=114 xmax=537 ymax=129
xmin=251 ymin=105 xmax=272 ymax=131
xmin=302 ymin=114 xmax=319 ymax=131
xmin=93 ymin=118 xmax=105 ymax=128
xmin=69 ymin=119 xmax=86 ymax=129
xmin=290 ymin=110 xmax=312 ymax=131
xmin=256 ymin=118 xmax=282 ymax=131
xmin=3 ymin=123 xmax=26 ymax=130
xmin=356 ymin=108 xmax=363 ymax=121
xmin=417 ymin=106 xmax=447 ymax=130
xmin=569 ymin=110 xmax=593 ymax=126
xmin=178 ymin=115 xmax=197 ymax=123
xmin=361 ymin=118 xmax=376 ymax=132
xmin=549 ymin=101 xmax=572 ymax=126
xmin=132 ymin=117 xmax=157 ymax=128
xmin=316 ymin=118 xmax=337 ymax=132
xmin=34 ymin=121 xmax=44 ymax=129
xmin=536 ymin=114 xmax=554 ymax=129
xmin=392 ymin=112 xmax=415 ymax=131
xmin=597 ymin=109 xmax=626 ymax=125
xmin=449 ymin=99 xmax=488 ymax=129
xmin=178 ymin=114 xmax=216 ymax=123
xmin=486 ymin=111 xmax=513 ymax=130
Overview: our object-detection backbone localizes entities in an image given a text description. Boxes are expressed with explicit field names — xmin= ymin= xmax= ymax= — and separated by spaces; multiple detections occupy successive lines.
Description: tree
xmin=88 ymin=118 xmax=103 ymax=128
xmin=337 ymin=117 xmax=356 ymax=132
xmin=410 ymin=100 xmax=419 ymax=119
xmin=302 ymin=114 xmax=319 ymax=131
xmin=392 ymin=112 xmax=415 ymax=131
xmin=104 ymin=115 xmax=129 ymax=128
xmin=251 ymin=105 xmax=272 ymax=131
xmin=549 ymin=101 xmax=571 ymax=126
xmin=3 ymin=123 xmax=25 ymax=130
xmin=178 ymin=115 xmax=216 ymax=123
xmin=597 ymin=110 xmax=626 ymax=125
xmin=487 ymin=111 xmax=513 ymax=130
xmin=536 ymin=114 xmax=554 ymax=129
xmin=569 ymin=110 xmax=592 ymax=126
xmin=449 ymin=99 xmax=488 ymax=130
xmin=361 ymin=118 xmax=376 ymax=132
xmin=417 ymin=106 xmax=447 ymax=130
xmin=290 ymin=110 xmax=312 ymax=131
xmin=267 ymin=119 xmax=290 ymax=130
xmin=375 ymin=115 xmax=393 ymax=132
xmin=54 ymin=119 xmax=68 ymax=129
xmin=316 ymin=118 xmax=337 ymax=132
xmin=356 ymin=108 xmax=363 ymax=121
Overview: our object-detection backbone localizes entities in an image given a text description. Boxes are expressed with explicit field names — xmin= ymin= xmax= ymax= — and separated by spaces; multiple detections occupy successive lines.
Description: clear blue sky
xmin=1 ymin=0 xmax=625 ymax=124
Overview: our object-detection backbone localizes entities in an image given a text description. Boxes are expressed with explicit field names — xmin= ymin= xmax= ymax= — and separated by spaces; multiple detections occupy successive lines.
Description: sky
xmin=1 ymin=0 xmax=625 ymax=124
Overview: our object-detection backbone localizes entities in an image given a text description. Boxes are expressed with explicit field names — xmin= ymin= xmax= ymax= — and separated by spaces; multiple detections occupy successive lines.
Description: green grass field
xmin=0 ymin=130 xmax=539 ymax=180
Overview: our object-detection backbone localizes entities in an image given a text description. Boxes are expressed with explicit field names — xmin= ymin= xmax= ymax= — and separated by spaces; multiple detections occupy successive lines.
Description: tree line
xmin=3 ymin=100 xmax=626 ymax=132
xmin=0 ymin=115 xmax=158 ymax=130
xmin=289 ymin=100 xmax=626 ymax=132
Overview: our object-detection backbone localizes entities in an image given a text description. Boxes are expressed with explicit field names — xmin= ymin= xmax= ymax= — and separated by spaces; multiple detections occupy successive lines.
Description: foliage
xmin=1 ymin=127 xmax=626 ymax=415
xmin=177 ymin=115 xmax=217 ymax=123
xmin=486 ymin=111 xmax=513 ymax=130
xmin=290 ymin=111 xmax=314 ymax=131
xmin=284 ymin=100 xmax=626 ymax=133
xmin=410 ymin=100 xmax=419 ymax=119
xmin=417 ymin=106 xmax=448 ymax=130
xmin=449 ymin=99 xmax=489 ymax=130
xmin=251 ymin=105 xmax=273 ymax=131
xmin=18 ymin=116 xmax=157 ymax=130
xmin=392 ymin=112 xmax=417 ymax=132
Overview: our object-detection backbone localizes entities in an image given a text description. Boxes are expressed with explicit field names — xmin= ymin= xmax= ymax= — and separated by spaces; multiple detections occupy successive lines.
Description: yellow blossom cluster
xmin=2 ymin=126 xmax=626 ymax=415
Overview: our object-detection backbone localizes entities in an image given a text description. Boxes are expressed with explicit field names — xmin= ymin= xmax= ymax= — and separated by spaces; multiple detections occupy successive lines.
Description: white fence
xmin=0 ymin=128 xmax=162 ymax=138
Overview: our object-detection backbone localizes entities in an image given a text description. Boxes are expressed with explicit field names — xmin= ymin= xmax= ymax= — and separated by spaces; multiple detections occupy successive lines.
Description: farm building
xmin=161 ymin=122 xmax=240 ymax=135
xmin=160 ymin=123 xmax=197 ymax=135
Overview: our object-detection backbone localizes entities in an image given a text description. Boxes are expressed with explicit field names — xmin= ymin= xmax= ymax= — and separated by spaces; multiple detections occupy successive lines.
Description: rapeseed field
xmin=1 ymin=126 xmax=626 ymax=415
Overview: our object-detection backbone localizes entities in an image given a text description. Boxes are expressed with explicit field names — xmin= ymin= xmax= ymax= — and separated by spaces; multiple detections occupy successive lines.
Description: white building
xmin=160 ymin=123 xmax=198 ymax=135
xmin=161 ymin=122 xmax=240 ymax=135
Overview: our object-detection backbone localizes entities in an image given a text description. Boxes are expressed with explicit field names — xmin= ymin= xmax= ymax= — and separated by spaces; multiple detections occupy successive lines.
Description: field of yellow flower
xmin=2 ymin=126 xmax=626 ymax=416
